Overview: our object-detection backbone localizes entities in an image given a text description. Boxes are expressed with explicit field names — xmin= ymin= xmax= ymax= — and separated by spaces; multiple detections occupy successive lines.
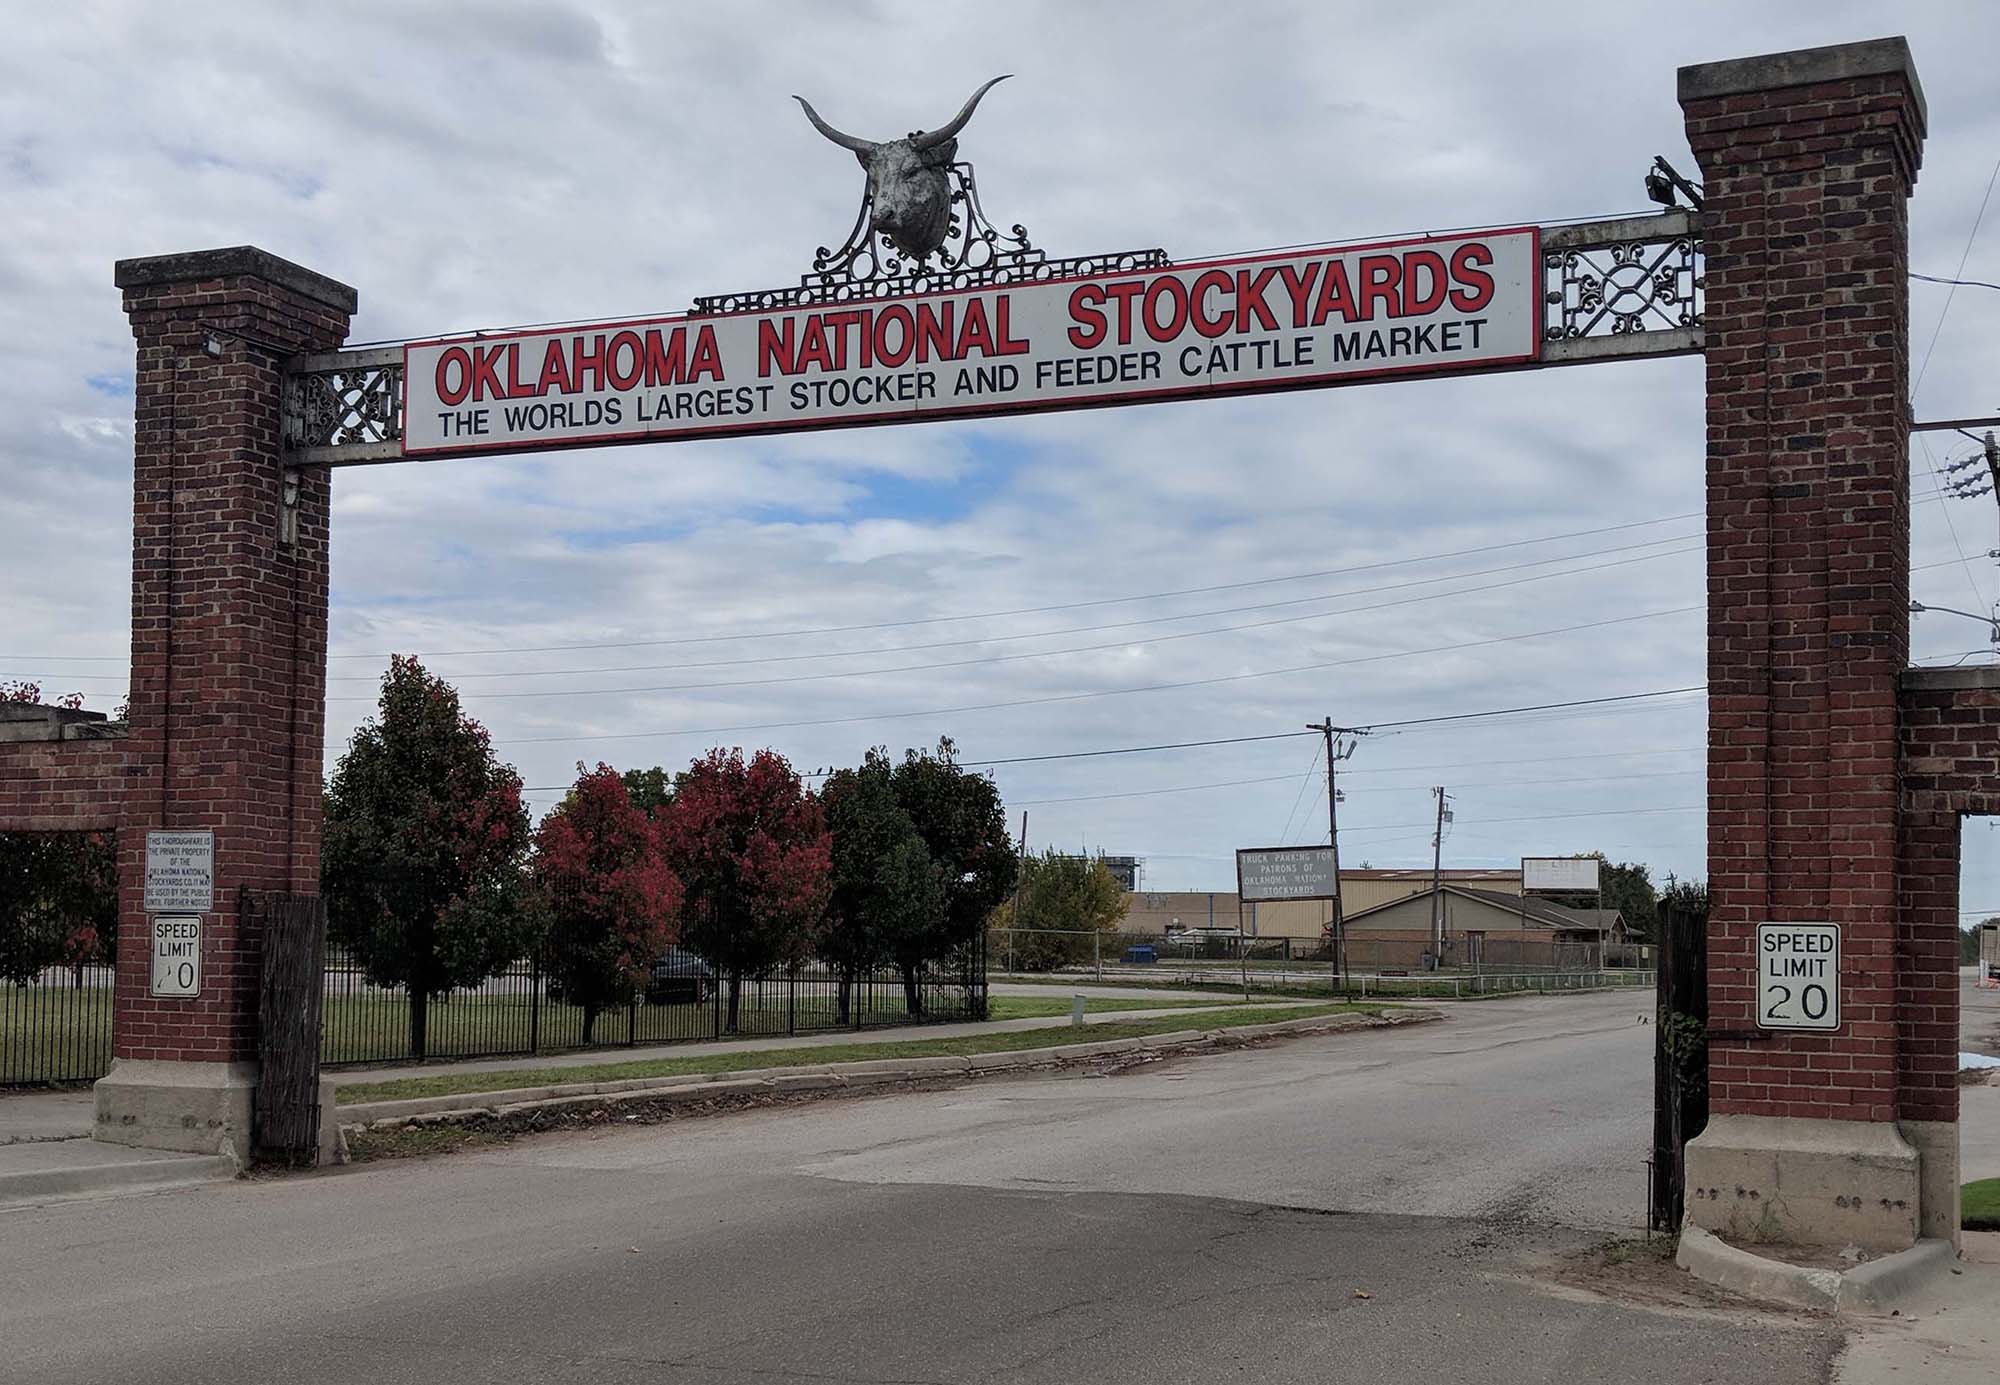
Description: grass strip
xmin=986 ymin=995 xmax=1240 ymax=1021
xmin=1965 ymin=1177 xmax=2000 ymax=1231
xmin=337 ymin=1001 xmax=1380 ymax=1105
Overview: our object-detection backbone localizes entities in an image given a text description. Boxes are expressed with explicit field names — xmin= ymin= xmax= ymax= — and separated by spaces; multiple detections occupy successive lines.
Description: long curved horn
xmin=910 ymin=74 xmax=1011 ymax=151
xmin=793 ymin=95 xmax=875 ymax=154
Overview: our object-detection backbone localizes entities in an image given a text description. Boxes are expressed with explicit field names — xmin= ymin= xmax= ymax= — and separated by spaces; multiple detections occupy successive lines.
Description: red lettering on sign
xmin=1449 ymin=243 xmax=1494 ymax=311
xmin=434 ymin=347 xmax=471 ymax=406
xmin=1403 ymin=250 xmax=1448 ymax=315
xmin=1191 ymin=270 xmax=1236 ymax=338
xmin=1355 ymin=255 xmax=1401 ymax=321
xmin=1068 ymin=285 xmax=1107 ymax=349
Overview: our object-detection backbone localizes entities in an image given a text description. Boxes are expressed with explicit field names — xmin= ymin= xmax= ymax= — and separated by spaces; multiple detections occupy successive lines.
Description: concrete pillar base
xmin=1683 ymin=1113 xmax=1920 ymax=1253
xmin=1900 ymin=1118 xmax=1962 ymax=1249
xmin=93 ymin=1059 xmax=257 ymax=1165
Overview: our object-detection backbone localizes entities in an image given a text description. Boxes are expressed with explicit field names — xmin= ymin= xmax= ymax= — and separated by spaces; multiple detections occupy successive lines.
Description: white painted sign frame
xmin=150 ymin=915 xmax=202 ymax=998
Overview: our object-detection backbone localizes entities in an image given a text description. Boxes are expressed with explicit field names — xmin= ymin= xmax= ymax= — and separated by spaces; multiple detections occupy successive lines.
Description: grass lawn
xmin=1966 ymin=1178 xmax=2000 ymax=1231
xmin=4 ymin=984 xmax=1251 ymax=1084
xmin=336 ymin=1001 xmax=1382 ymax=1105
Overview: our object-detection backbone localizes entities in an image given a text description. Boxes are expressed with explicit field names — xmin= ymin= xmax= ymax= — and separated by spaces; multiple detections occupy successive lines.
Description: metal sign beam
xmin=284 ymin=210 xmax=1702 ymax=467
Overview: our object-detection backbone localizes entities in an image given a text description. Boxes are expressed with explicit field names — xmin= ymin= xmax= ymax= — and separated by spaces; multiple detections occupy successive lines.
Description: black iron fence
xmin=991 ymin=927 xmax=1637 ymax=979
xmin=319 ymin=942 xmax=987 ymax=1068
xmin=0 ymin=964 xmax=115 ymax=1086
xmin=2 ymin=925 xmax=987 ymax=1087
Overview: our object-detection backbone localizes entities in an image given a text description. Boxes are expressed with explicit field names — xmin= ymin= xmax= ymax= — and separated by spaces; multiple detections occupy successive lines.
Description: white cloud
xmin=4 ymin=2 xmax=2000 ymax=897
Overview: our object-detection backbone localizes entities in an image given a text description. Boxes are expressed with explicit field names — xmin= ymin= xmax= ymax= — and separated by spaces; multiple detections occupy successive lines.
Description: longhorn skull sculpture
xmin=794 ymin=76 xmax=1011 ymax=263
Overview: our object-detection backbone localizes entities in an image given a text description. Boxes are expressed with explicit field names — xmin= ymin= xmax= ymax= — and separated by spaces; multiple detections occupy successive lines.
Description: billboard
xmin=1521 ymin=856 xmax=1601 ymax=893
xmin=403 ymin=228 xmax=1540 ymax=458
xmin=1237 ymin=846 xmax=1338 ymax=902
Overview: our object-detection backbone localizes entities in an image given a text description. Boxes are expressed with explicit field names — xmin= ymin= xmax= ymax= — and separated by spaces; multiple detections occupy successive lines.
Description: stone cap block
xmin=114 ymin=246 xmax=358 ymax=314
xmin=1900 ymin=665 xmax=2000 ymax=693
xmin=1678 ymin=35 xmax=1925 ymax=127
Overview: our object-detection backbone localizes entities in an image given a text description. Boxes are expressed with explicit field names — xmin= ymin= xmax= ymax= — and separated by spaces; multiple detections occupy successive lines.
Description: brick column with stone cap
xmin=1678 ymin=38 xmax=1932 ymax=1251
xmin=93 ymin=247 xmax=352 ymax=1161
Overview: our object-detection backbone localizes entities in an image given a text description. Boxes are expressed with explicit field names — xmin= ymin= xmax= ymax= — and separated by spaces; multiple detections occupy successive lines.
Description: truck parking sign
xmin=1756 ymin=922 xmax=1840 ymax=1031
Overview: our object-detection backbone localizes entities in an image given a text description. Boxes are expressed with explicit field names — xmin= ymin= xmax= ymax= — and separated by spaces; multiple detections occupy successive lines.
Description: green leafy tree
xmin=990 ymin=850 xmax=1127 ymax=972
xmin=620 ymin=766 xmax=675 ymax=819
xmin=1547 ymin=854 xmax=1659 ymax=940
xmin=659 ymin=748 xmax=831 ymax=1033
xmin=886 ymin=738 xmax=1016 ymax=1011
xmin=1962 ymin=918 xmax=1997 ymax=965
xmin=535 ymin=764 xmax=681 ymax=1044
xmin=821 ymin=750 xmax=932 ymax=1021
xmin=0 ymin=832 xmax=116 ymax=986
xmin=0 ymin=686 xmax=116 ymax=987
xmin=322 ymin=656 xmax=533 ymax=1057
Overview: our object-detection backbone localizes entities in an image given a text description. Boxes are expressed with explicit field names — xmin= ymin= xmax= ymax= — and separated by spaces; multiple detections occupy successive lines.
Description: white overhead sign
xmin=1522 ymin=856 xmax=1601 ymax=893
xmin=403 ymin=228 xmax=1540 ymax=457
xmin=150 ymin=915 xmax=202 ymax=998
xmin=1238 ymin=846 xmax=1338 ymax=902
xmin=144 ymin=830 xmax=214 ymax=913
xmin=1756 ymin=922 xmax=1840 ymax=1031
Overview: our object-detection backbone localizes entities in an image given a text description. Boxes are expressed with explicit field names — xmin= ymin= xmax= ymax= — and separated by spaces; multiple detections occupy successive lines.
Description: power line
xmin=328 ymin=512 xmax=1705 ymax=662
xmin=0 ymin=512 xmax=1702 ymax=667
xmin=1915 ymin=152 xmax=2000 ymax=399
xmin=1912 ymin=270 xmax=2000 ymax=293
xmin=1338 ymin=804 xmax=1702 ymax=837
xmin=1356 ymin=685 xmax=1705 ymax=732
xmin=315 ymin=531 xmax=1700 ymax=684
xmin=968 ymin=730 xmax=1319 ymax=769
xmin=333 ymin=544 xmax=1701 ymax=704
xmin=492 ymin=605 xmax=1701 ymax=747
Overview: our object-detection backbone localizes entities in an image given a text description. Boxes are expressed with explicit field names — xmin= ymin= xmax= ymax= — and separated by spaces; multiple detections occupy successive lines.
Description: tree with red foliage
xmin=659 ymin=748 xmax=830 ymax=1033
xmin=534 ymin=764 xmax=681 ymax=1043
xmin=322 ymin=656 xmax=533 ymax=1058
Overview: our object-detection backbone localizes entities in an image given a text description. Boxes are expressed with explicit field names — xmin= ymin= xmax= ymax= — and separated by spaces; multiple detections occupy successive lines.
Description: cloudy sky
xmin=5 ymin=2 xmax=2000 ymax=911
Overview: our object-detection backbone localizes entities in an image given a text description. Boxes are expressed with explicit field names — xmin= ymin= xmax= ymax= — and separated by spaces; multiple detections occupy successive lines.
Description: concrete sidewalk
xmin=329 ymin=998 xmax=1317 ymax=1090
xmin=0 ymin=1089 xmax=95 ymax=1145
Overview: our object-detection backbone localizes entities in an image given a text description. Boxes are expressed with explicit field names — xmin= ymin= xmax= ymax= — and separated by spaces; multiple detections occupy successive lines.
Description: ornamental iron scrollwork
xmin=283 ymin=353 xmax=403 ymax=454
xmin=693 ymin=160 xmax=1170 ymax=315
xmin=1543 ymin=218 xmax=1702 ymax=342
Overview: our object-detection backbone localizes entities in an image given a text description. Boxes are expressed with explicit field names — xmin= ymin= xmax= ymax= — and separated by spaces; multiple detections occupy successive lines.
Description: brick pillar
xmin=93 ymin=248 xmax=352 ymax=1160
xmin=1678 ymin=40 xmax=1930 ymax=1251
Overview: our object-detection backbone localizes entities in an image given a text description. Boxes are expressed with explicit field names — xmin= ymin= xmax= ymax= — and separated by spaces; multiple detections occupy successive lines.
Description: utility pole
xmin=1430 ymin=787 xmax=1452 ymax=966
xmin=1310 ymin=719 xmax=1360 ymax=992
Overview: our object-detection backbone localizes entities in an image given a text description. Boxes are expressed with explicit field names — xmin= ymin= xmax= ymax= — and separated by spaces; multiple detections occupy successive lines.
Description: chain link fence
xmin=989 ymin=926 xmax=1652 ymax=996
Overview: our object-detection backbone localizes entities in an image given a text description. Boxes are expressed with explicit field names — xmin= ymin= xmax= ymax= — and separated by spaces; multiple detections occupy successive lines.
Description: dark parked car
xmin=645 ymin=947 xmax=716 ymax=1006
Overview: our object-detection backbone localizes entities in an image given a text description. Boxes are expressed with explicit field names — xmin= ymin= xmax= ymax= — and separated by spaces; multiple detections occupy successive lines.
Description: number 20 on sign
xmin=1756 ymin=922 xmax=1840 ymax=1031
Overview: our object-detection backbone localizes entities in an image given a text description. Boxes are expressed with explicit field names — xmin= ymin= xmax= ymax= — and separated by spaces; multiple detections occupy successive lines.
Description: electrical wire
xmin=491 ymin=605 xmax=1700 ymax=747
xmin=1912 ymin=271 xmax=2000 ymax=293
xmin=327 ymin=543 xmax=1700 ymax=703
xmin=312 ymin=530 xmax=1700 ymax=684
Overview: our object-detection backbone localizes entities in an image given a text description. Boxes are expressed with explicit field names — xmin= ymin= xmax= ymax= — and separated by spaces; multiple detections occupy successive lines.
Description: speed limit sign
xmin=150 ymin=915 xmax=202 ymax=998
xmin=1756 ymin=922 xmax=1840 ymax=1031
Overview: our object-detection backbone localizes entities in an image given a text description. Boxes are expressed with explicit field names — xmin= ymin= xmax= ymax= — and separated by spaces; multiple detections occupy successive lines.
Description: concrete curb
xmin=1675 ymin=1225 xmax=1958 ymax=1312
xmin=0 ymin=1147 xmax=236 ymax=1209
xmin=340 ymin=1008 xmax=1437 ymax=1135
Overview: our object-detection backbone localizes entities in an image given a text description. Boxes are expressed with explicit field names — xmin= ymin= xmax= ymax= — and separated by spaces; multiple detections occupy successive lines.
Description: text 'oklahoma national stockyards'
xmin=403 ymin=228 xmax=1538 ymax=457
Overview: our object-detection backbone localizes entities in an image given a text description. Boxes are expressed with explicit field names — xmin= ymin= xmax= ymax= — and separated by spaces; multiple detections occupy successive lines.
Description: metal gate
xmin=1649 ymin=896 xmax=1708 ymax=1233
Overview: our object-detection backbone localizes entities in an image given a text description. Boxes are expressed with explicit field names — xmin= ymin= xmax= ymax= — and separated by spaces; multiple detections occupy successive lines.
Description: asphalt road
xmin=0 ymin=992 xmax=1840 ymax=1384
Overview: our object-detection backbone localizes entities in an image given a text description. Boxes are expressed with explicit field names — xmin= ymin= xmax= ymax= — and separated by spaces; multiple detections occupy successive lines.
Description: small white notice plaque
xmin=145 ymin=830 xmax=214 ymax=913
xmin=1756 ymin=921 xmax=1840 ymax=1031
xmin=150 ymin=915 xmax=202 ymax=998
